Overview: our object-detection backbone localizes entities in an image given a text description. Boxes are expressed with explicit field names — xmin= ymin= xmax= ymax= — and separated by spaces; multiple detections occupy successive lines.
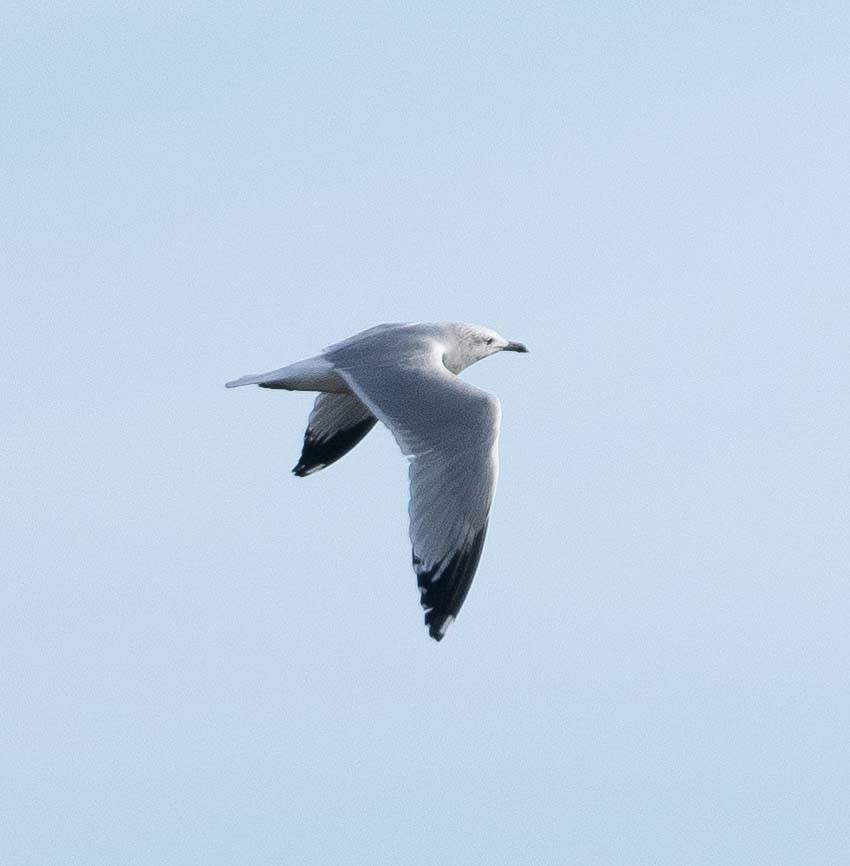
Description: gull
xmin=226 ymin=322 xmax=528 ymax=641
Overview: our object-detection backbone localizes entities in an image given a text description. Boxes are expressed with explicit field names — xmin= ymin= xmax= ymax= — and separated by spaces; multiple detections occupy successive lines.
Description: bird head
xmin=443 ymin=323 xmax=529 ymax=373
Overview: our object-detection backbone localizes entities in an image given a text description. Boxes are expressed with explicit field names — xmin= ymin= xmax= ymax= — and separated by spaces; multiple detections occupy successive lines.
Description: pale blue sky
xmin=3 ymin=3 xmax=850 ymax=864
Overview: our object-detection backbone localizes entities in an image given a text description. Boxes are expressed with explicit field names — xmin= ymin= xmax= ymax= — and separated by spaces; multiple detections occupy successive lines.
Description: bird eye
xmin=484 ymin=337 xmax=494 ymax=345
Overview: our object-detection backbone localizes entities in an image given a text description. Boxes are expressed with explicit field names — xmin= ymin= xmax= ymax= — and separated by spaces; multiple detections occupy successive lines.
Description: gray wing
xmin=332 ymin=344 xmax=500 ymax=640
xmin=293 ymin=393 xmax=377 ymax=477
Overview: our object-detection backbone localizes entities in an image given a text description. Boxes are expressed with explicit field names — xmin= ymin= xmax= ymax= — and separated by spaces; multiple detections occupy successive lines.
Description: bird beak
xmin=503 ymin=340 xmax=529 ymax=353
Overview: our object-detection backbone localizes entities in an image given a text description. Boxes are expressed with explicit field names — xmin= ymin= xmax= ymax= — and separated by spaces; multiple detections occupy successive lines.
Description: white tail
xmin=225 ymin=369 xmax=288 ymax=388
xmin=225 ymin=356 xmax=347 ymax=392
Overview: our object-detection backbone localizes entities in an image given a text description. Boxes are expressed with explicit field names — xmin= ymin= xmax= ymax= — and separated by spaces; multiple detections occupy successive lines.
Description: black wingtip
xmin=415 ymin=524 xmax=489 ymax=642
xmin=293 ymin=417 xmax=377 ymax=478
xmin=292 ymin=456 xmax=330 ymax=477
xmin=425 ymin=611 xmax=449 ymax=641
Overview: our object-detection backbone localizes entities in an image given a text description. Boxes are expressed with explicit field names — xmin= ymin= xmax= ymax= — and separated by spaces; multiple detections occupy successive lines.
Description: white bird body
xmin=226 ymin=322 xmax=528 ymax=640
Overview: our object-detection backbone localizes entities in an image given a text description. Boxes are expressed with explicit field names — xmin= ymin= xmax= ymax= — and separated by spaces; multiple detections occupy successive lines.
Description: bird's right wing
xmin=332 ymin=345 xmax=501 ymax=640
xmin=293 ymin=393 xmax=377 ymax=477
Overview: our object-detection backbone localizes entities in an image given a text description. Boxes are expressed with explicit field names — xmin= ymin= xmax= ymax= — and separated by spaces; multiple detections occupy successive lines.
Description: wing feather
xmin=330 ymin=341 xmax=500 ymax=640
xmin=293 ymin=393 xmax=377 ymax=476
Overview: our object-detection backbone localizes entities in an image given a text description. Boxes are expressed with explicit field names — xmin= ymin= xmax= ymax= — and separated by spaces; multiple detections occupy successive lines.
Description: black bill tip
xmin=503 ymin=340 xmax=529 ymax=353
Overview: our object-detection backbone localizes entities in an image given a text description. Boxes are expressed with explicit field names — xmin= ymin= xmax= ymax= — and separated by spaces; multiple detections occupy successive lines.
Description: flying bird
xmin=226 ymin=322 xmax=528 ymax=641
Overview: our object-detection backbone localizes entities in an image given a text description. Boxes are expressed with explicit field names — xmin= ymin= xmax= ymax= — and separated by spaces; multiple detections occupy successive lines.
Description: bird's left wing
xmin=331 ymin=344 xmax=501 ymax=640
